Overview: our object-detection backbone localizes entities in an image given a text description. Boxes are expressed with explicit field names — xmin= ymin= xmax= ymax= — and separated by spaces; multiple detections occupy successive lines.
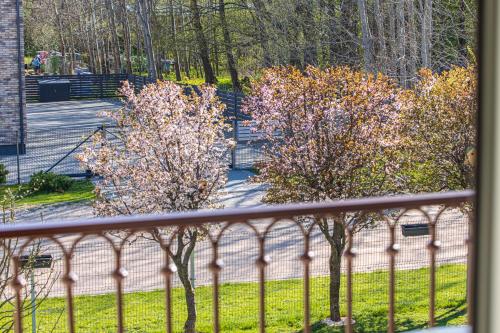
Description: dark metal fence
xmin=0 ymin=191 xmax=473 ymax=333
xmin=0 ymin=123 xmax=266 ymax=184
xmin=26 ymin=74 xmax=248 ymax=121
xmin=24 ymin=74 xmax=247 ymax=140
xmin=26 ymin=74 xmax=128 ymax=102
xmin=0 ymin=127 xmax=104 ymax=184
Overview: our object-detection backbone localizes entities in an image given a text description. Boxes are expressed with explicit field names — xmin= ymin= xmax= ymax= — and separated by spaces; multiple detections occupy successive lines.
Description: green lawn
xmin=0 ymin=180 xmax=95 ymax=206
xmin=163 ymin=73 xmax=234 ymax=91
xmin=17 ymin=264 xmax=466 ymax=332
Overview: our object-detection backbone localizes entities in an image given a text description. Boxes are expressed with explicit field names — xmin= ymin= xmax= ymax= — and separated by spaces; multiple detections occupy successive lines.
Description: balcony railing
xmin=0 ymin=190 xmax=474 ymax=333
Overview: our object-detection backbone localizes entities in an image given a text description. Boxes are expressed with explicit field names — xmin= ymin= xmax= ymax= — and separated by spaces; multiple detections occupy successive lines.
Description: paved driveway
xmin=0 ymin=99 xmax=121 ymax=184
xmin=27 ymin=99 xmax=121 ymax=129
xmin=0 ymin=99 xmax=260 ymax=183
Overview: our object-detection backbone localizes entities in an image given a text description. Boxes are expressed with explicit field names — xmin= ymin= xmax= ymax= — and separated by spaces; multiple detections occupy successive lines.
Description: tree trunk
xmin=171 ymin=230 xmax=198 ymax=333
xmin=319 ymin=218 xmax=346 ymax=323
xmin=53 ymin=0 xmax=67 ymax=74
xmin=406 ymin=0 xmax=418 ymax=82
xmin=209 ymin=0 xmax=220 ymax=76
xmin=297 ymin=0 xmax=318 ymax=67
xmin=105 ymin=0 xmax=122 ymax=73
xmin=288 ymin=24 xmax=302 ymax=68
xmin=176 ymin=259 xmax=197 ymax=333
xmin=395 ymin=0 xmax=407 ymax=86
xmin=357 ymin=0 xmax=373 ymax=72
xmin=169 ymin=0 xmax=182 ymax=80
xmin=329 ymin=241 xmax=343 ymax=322
xmin=458 ymin=0 xmax=468 ymax=65
xmin=421 ymin=0 xmax=433 ymax=68
xmin=180 ymin=2 xmax=191 ymax=78
xmin=120 ymin=0 xmax=133 ymax=74
xmin=252 ymin=0 xmax=272 ymax=67
xmin=325 ymin=0 xmax=338 ymax=65
xmin=338 ymin=0 xmax=359 ymax=66
xmin=386 ymin=1 xmax=397 ymax=76
xmin=137 ymin=0 xmax=157 ymax=80
xmin=190 ymin=0 xmax=216 ymax=84
xmin=373 ymin=0 xmax=387 ymax=72
xmin=90 ymin=0 xmax=102 ymax=73
xmin=218 ymin=0 xmax=241 ymax=91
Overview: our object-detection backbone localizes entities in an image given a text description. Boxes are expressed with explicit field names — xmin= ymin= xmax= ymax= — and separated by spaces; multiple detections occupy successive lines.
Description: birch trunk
xmin=105 ymin=0 xmax=122 ymax=73
xmin=396 ymin=0 xmax=407 ymax=86
xmin=373 ymin=0 xmax=387 ymax=72
xmin=169 ymin=0 xmax=182 ymax=80
xmin=120 ymin=0 xmax=133 ymax=74
xmin=357 ymin=0 xmax=373 ymax=72
xmin=136 ymin=0 xmax=157 ymax=80
xmin=421 ymin=0 xmax=432 ymax=68
xmin=407 ymin=0 xmax=418 ymax=82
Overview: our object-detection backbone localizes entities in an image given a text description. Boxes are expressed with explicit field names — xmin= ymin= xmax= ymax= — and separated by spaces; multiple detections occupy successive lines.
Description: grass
xmin=163 ymin=72 xmax=234 ymax=91
xmin=0 ymin=180 xmax=95 ymax=206
xmin=133 ymin=71 xmax=234 ymax=90
xmin=16 ymin=264 xmax=466 ymax=332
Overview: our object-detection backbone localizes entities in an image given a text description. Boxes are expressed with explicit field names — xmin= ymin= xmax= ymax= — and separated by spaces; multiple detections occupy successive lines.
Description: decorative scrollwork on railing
xmin=0 ymin=191 xmax=474 ymax=333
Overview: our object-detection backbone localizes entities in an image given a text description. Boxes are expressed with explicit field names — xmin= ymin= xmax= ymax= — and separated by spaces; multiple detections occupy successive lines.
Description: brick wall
xmin=0 ymin=0 xmax=26 ymax=154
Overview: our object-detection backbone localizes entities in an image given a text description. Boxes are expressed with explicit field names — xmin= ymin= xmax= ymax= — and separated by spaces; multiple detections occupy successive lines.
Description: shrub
xmin=0 ymin=164 xmax=8 ymax=184
xmin=28 ymin=172 xmax=74 ymax=193
xmin=397 ymin=66 xmax=477 ymax=192
xmin=243 ymin=66 xmax=401 ymax=322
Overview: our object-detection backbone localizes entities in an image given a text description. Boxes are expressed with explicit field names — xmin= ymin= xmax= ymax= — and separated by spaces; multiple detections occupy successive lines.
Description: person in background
xmin=31 ymin=54 xmax=41 ymax=74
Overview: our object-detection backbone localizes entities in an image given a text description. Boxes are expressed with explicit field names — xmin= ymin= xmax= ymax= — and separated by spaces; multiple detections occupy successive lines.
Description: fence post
xmin=190 ymin=252 xmax=196 ymax=288
xmin=100 ymin=75 xmax=104 ymax=98
xmin=234 ymin=91 xmax=238 ymax=121
xmin=30 ymin=270 xmax=36 ymax=333
xmin=231 ymin=120 xmax=237 ymax=169
xmin=231 ymin=92 xmax=239 ymax=169
xmin=16 ymin=130 xmax=21 ymax=185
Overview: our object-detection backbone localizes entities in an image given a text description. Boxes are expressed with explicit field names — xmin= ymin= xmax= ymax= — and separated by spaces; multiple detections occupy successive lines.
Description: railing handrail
xmin=0 ymin=190 xmax=474 ymax=238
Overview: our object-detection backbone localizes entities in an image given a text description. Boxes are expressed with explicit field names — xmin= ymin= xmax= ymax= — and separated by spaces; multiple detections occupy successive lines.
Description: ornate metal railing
xmin=0 ymin=190 xmax=474 ymax=333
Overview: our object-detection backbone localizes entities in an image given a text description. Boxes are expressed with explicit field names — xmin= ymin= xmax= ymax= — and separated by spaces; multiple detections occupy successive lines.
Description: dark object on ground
xmin=19 ymin=255 xmax=53 ymax=269
xmin=39 ymin=79 xmax=71 ymax=102
xmin=401 ymin=223 xmax=430 ymax=237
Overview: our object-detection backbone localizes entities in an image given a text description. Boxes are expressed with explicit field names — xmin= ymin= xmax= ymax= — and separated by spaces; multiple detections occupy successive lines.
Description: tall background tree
xmin=24 ymin=0 xmax=477 ymax=87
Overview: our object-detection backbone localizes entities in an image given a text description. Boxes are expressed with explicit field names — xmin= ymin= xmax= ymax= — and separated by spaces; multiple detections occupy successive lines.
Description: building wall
xmin=0 ymin=0 xmax=26 ymax=154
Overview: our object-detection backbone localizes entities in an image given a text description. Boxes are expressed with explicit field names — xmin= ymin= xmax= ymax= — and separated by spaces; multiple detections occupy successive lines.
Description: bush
xmin=0 ymin=164 xmax=8 ymax=184
xmin=28 ymin=172 xmax=74 ymax=193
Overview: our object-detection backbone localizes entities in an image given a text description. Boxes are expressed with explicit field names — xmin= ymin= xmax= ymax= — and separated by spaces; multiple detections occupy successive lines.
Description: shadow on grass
xmin=297 ymin=301 xmax=466 ymax=333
